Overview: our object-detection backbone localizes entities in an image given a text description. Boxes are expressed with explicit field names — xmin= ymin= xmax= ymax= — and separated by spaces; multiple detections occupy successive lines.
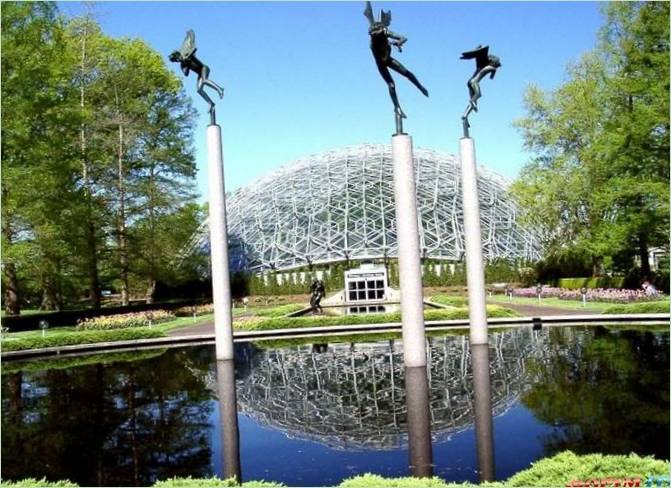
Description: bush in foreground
xmin=1 ymin=328 xmax=165 ymax=352
xmin=506 ymin=451 xmax=668 ymax=486
xmin=602 ymin=300 xmax=669 ymax=314
xmin=77 ymin=310 xmax=175 ymax=330
xmin=3 ymin=451 xmax=668 ymax=487
xmin=153 ymin=477 xmax=280 ymax=487
xmin=0 ymin=479 xmax=78 ymax=487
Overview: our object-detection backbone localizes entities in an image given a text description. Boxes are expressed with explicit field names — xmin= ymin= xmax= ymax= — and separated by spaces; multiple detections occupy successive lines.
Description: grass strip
xmin=429 ymin=295 xmax=467 ymax=308
xmin=1 ymin=327 xmax=165 ymax=353
xmin=242 ymin=305 xmax=518 ymax=332
xmin=601 ymin=300 xmax=669 ymax=314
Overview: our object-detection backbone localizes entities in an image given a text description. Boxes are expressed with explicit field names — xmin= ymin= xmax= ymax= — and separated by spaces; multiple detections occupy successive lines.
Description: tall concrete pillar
xmin=405 ymin=366 xmax=433 ymax=477
xmin=392 ymin=134 xmax=427 ymax=368
xmin=459 ymin=137 xmax=488 ymax=345
xmin=207 ymin=124 xmax=234 ymax=360
xmin=471 ymin=344 xmax=495 ymax=482
xmin=216 ymin=359 xmax=241 ymax=482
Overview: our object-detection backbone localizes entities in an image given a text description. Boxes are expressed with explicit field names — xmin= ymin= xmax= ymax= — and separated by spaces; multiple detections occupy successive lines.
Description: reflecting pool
xmin=1 ymin=325 xmax=668 ymax=486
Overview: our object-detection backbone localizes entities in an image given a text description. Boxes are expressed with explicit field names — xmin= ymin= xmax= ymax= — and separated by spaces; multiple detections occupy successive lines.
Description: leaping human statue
xmin=169 ymin=29 xmax=224 ymax=125
xmin=364 ymin=1 xmax=429 ymax=134
xmin=460 ymin=45 xmax=501 ymax=138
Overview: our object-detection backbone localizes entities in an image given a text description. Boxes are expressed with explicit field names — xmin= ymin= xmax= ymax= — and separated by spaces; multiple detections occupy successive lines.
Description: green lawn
xmin=1 ymin=309 xmax=45 ymax=318
xmin=488 ymin=294 xmax=621 ymax=311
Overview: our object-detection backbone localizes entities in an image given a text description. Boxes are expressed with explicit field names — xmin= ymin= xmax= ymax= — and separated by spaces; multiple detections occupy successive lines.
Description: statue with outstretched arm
xmin=364 ymin=1 xmax=429 ymax=126
xmin=169 ymin=30 xmax=224 ymax=125
xmin=460 ymin=45 xmax=501 ymax=137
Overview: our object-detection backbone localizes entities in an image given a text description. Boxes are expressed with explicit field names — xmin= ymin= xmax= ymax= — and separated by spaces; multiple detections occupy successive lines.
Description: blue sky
xmin=61 ymin=1 xmax=603 ymax=201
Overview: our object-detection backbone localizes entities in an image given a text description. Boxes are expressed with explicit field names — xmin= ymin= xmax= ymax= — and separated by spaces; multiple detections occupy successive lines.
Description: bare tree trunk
xmin=145 ymin=165 xmax=157 ymax=304
xmin=146 ymin=280 xmax=156 ymax=304
xmin=3 ymin=262 xmax=20 ymax=316
xmin=80 ymin=20 xmax=101 ymax=310
xmin=117 ymin=123 xmax=129 ymax=306
xmin=40 ymin=273 xmax=60 ymax=311
xmin=639 ymin=233 xmax=650 ymax=279
xmin=2 ymin=207 xmax=20 ymax=315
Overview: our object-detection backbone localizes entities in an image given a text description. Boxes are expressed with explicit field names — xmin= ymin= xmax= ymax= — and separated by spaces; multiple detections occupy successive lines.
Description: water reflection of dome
xmin=232 ymin=330 xmax=538 ymax=450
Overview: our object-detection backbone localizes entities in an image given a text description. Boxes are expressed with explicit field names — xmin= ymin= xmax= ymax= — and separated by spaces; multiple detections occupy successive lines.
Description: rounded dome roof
xmin=188 ymin=144 xmax=540 ymax=272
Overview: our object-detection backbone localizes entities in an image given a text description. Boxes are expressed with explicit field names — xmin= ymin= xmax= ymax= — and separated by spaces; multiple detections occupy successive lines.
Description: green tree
xmin=513 ymin=2 xmax=669 ymax=279
xmin=1 ymin=2 xmax=82 ymax=312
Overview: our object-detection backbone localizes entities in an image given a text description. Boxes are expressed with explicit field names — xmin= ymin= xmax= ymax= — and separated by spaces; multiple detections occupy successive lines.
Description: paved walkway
xmin=167 ymin=301 xmax=600 ymax=338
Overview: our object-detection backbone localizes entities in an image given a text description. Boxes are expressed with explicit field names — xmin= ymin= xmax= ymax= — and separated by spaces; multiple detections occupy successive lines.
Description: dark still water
xmin=2 ymin=326 xmax=668 ymax=486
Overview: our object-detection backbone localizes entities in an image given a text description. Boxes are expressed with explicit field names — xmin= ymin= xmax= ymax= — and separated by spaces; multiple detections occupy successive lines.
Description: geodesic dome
xmin=183 ymin=144 xmax=540 ymax=272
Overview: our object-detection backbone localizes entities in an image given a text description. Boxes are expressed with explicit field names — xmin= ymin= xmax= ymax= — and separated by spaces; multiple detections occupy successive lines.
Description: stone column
xmin=208 ymin=124 xmax=234 ymax=360
xmin=392 ymin=134 xmax=427 ymax=367
xmin=459 ymin=137 xmax=488 ymax=345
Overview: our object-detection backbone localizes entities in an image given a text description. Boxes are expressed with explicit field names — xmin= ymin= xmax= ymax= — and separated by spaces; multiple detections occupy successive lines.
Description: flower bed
xmin=77 ymin=310 xmax=175 ymax=330
xmin=174 ymin=304 xmax=214 ymax=317
xmin=513 ymin=286 xmax=664 ymax=303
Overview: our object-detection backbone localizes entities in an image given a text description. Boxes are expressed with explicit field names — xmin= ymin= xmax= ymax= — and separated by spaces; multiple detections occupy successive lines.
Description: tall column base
xmin=216 ymin=359 xmax=241 ymax=482
xmin=207 ymin=124 xmax=234 ymax=360
xmin=471 ymin=344 xmax=495 ymax=482
xmin=405 ymin=366 xmax=433 ymax=477
xmin=459 ymin=137 xmax=488 ymax=346
xmin=392 ymin=134 xmax=427 ymax=368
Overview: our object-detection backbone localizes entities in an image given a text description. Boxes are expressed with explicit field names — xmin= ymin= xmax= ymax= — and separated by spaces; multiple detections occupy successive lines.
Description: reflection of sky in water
xmin=3 ymin=326 xmax=669 ymax=487
xmin=210 ymin=398 xmax=551 ymax=485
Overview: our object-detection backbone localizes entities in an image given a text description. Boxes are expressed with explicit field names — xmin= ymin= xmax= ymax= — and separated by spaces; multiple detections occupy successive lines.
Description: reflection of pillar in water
xmin=405 ymin=366 xmax=433 ymax=477
xmin=216 ymin=359 xmax=241 ymax=482
xmin=471 ymin=344 xmax=495 ymax=482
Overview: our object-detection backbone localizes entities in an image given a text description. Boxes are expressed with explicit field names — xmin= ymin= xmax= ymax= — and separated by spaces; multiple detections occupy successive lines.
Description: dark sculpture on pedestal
xmin=364 ymin=1 xmax=429 ymax=135
xmin=169 ymin=30 xmax=224 ymax=125
xmin=309 ymin=278 xmax=326 ymax=314
xmin=460 ymin=45 xmax=501 ymax=138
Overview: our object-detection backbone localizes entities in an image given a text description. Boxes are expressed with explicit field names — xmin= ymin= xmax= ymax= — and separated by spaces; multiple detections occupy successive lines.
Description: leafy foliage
xmin=513 ymin=2 xmax=669 ymax=282
xmin=1 ymin=3 xmax=201 ymax=314
xmin=506 ymin=451 xmax=668 ymax=487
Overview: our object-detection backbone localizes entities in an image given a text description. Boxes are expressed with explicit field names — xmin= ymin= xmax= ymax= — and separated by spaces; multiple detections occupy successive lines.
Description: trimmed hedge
xmin=1 ymin=327 xmax=165 ymax=352
xmin=4 ymin=452 xmax=668 ymax=487
xmin=243 ymin=305 xmax=518 ymax=331
xmin=77 ymin=310 xmax=175 ymax=330
xmin=602 ymin=300 xmax=669 ymax=314
xmin=255 ymin=304 xmax=306 ymax=317
xmin=429 ymin=295 xmax=468 ymax=308
xmin=556 ymin=277 xmax=625 ymax=290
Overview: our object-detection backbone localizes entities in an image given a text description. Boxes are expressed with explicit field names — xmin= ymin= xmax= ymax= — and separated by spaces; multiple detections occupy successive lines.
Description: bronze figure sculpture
xmin=460 ymin=45 xmax=501 ymax=137
xmin=169 ymin=30 xmax=224 ymax=125
xmin=309 ymin=278 xmax=326 ymax=314
xmin=364 ymin=1 xmax=429 ymax=134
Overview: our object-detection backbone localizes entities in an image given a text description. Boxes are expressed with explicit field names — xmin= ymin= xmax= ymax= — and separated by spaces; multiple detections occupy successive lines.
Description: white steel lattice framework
xmin=184 ymin=144 xmax=541 ymax=272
